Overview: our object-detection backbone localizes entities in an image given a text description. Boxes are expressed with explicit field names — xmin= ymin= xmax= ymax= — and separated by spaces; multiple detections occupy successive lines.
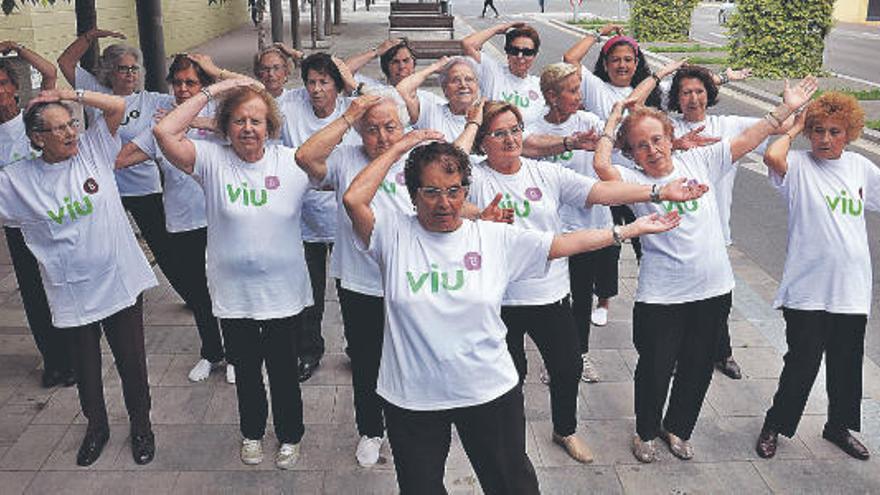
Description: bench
xmin=405 ymin=39 xmax=464 ymax=59
xmin=389 ymin=14 xmax=455 ymax=39
xmin=390 ymin=2 xmax=443 ymax=15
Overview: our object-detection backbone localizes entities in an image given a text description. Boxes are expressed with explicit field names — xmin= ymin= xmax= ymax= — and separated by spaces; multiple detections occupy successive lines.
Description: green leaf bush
xmin=630 ymin=0 xmax=700 ymax=42
xmin=727 ymin=0 xmax=833 ymax=78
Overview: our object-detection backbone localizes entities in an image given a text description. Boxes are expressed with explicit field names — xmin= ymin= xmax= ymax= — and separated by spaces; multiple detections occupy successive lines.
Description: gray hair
xmin=437 ymin=56 xmax=479 ymax=88
xmin=97 ymin=44 xmax=143 ymax=90
xmin=252 ymin=46 xmax=293 ymax=77
xmin=23 ymin=101 xmax=74 ymax=149
xmin=355 ymin=86 xmax=409 ymax=134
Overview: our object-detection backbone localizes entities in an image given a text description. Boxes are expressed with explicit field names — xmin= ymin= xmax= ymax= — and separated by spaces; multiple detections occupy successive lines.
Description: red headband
xmin=601 ymin=35 xmax=639 ymax=56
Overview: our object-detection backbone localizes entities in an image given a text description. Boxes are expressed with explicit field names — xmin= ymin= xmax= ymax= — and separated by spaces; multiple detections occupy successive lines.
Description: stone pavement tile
xmin=0 ymin=402 xmax=43 ymax=445
xmin=791 ymin=414 xmax=878 ymax=461
xmin=144 ymin=303 xmax=197 ymax=326
xmin=24 ymin=470 xmax=179 ymax=494
xmin=601 ymin=296 xmax=636 ymax=324
xmin=150 ymin=386 xmax=214 ymax=424
xmin=523 ymin=350 xmax=545 ymax=385
xmin=156 ymin=355 xmax=204 ymax=386
xmin=329 ymin=384 xmax=355 ymax=428
xmin=102 ymin=353 xmax=173 ymax=388
xmin=5 ymin=374 xmax=56 ymax=407
xmin=202 ymin=384 xmax=238 ymax=425
xmin=589 ymin=322 xmax=633 ymax=350
xmin=444 ymin=469 xmax=482 ymax=494
xmin=530 ymin=420 xmax=595 ymax=468
xmin=0 ymin=310 xmax=27 ymax=328
xmin=0 ymin=471 xmax=36 ymax=495
xmin=143 ymin=325 xmax=202 ymax=355
xmin=295 ymin=423 xmax=360 ymax=472
xmin=41 ymin=423 xmax=128 ymax=471
xmin=573 ymin=419 xmax=642 ymax=466
xmin=301 ymin=385 xmax=336 ymax=425
xmin=616 ymin=461 xmax=771 ymax=494
xmin=173 ymin=470 xmax=323 ymax=494
xmin=321 ymin=468 xmax=398 ymax=494
xmin=729 ymin=320 xmax=773 ymax=349
xmin=729 ymin=347 xmax=784 ymax=380
xmin=31 ymin=386 xmax=81 ymax=425
xmin=0 ymin=356 xmax=39 ymax=388
xmin=580 ymin=382 xmax=633 ymax=420
xmin=0 ymin=424 xmax=68 ymax=470
xmin=536 ymin=465 xmax=624 ymax=494
xmin=0 ymin=326 xmax=29 ymax=335
xmin=446 ymin=426 xmax=478 ymax=472
xmin=754 ymin=459 xmax=880 ymax=494
xmin=523 ymin=384 xmax=552 ymax=423
xmin=0 ymin=336 xmax=40 ymax=356
xmin=619 ymin=349 xmax=638 ymax=376
xmin=585 ymin=350 xmax=632 ymax=383
xmin=690 ymin=416 xmax=811 ymax=462
xmin=707 ymin=378 xmax=778 ymax=417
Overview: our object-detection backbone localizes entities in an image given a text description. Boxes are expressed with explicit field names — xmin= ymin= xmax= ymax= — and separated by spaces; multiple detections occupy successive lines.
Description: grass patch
xmin=681 ymin=56 xmax=728 ymax=65
xmin=567 ymin=18 xmax=629 ymax=29
xmin=645 ymin=44 xmax=727 ymax=53
xmin=866 ymin=119 xmax=880 ymax=131
xmin=813 ymin=88 xmax=880 ymax=101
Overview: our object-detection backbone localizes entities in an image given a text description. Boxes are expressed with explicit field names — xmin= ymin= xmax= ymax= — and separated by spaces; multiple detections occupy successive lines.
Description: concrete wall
xmin=833 ymin=0 xmax=869 ymax=23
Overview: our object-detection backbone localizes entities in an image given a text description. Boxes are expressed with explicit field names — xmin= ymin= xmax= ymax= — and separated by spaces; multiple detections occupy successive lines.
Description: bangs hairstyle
xmin=0 ymin=60 xmax=20 ymax=90
xmin=804 ymin=91 xmax=865 ymax=143
xmin=539 ymin=62 xmax=579 ymax=100
xmin=404 ymin=141 xmax=471 ymax=200
xmin=505 ymin=25 xmax=541 ymax=52
xmin=379 ymin=42 xmax=415 ymax=78
xmin=593 ymin=39 xmax=662 ymax=109
xmin=474 ymin=100 xmax=523 ymax=153
xmin=666 ymin=65 xmax=719 ymax=113
xmin=615 ymin=105 xmax=674 ymax=160
xmin=23 ymin=101 xmax=74 ymax=148
xmin=166 ymin=54 xmax=215 ymax=87
xmin=214 ymin=86 xmax=282 ymax=141
xmin=252 ymin=47 xmax=293 ymax=77
xmin=300 ymin=52 xmax=344 ymax=92
xmin=97 ymin=44 xmax=143 ymax=89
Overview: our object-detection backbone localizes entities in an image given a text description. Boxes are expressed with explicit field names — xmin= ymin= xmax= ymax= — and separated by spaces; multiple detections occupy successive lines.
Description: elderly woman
xmin=343 ymin=133 xmax=681 ymax=494
xmin=0 ymin=88 xmax=157 ymax=466
xmin=756 ymin=92 xmax=878 ymax=461
xmin=154 ymin=78 xmax=319 ymax=469
xmin=115 ymin=54 xmax=232 ymax=384
xmin=462 ymin=23 xmax=546 ymax=124
xmin=0 ymin=42 xmax=77 ymax=388
xmin=462 ymin=100 xmax=708 ymax=463
xmin=345 ymin=39 xmax=446 ymax=109
xmin=593 ymin=77 xmax=817 ymax=463
xmin=397 ymin=56 xmax=480 ymax=141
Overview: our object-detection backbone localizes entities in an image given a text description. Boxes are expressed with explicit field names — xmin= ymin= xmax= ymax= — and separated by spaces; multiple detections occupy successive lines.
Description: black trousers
xmin=121 ymin=194 xmax=187 ymax=302
xmin=714 ymin=290 xmax=734 ymax=361
xmin=502 ymin=299 xmax=581 ymax=437
xmin=568 ymin=245 xmax=620 ymax=354
xmin=299 ymin=242 xmax=332 ymax=364
xmin=632 ymin=292 xmax=730 ymax=441
xmin=167 ymin=228 xmax=223 ymax=362
xmin=221 ymin=315 xmax=305 ymax=444
xmin=69 ymin=296 xmax=151 ymax=435
xmin=4 ymin=226 xmax=73 ymax=373
xmin=763 ymin=308 xmax=866 ymax=437
xmin=481 ymin=0 xmax=499 ymax=16
xmin=385 ymin=385 xmax=540 ymax=495
xmin=337 ymin=282 xmax=385 ymax=438
xmin=611 ymin=205 xmax=642 ymax=260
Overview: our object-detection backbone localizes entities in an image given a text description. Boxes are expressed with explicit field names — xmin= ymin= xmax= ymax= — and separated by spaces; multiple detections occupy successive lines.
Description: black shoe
xmin=298 ymin=360 xmax=319 ymax=383
xmin=131 ymin=430 xmax=156 ymax=465
xmin=822 ymin=427 xmax=870 ymax=460
xmin=716 ymin=357 xmax=742 ymax=380
xmin=755 ymin=427 xmax=778 ymax=459
xmin=76 ymin=428 xmax=110 ymax=466
xmin=60 ymin=369 xmax=77 ymax=387
xmin=41 ymin=368 xmax=64 ymax=388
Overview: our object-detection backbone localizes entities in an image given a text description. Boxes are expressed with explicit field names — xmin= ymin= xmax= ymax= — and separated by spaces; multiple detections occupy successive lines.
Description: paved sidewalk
xmin=0 ymin=2 xmax=878 ymax=493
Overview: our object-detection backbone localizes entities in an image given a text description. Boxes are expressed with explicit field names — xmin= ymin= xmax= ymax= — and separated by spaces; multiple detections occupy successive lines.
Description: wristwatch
xmin=611 ymin=225 xmax=624 ymax=246
xmin=649 ymin=183 xmax=662 ymax=203
xmin=75 ymin=88 xmax=85 ymax=104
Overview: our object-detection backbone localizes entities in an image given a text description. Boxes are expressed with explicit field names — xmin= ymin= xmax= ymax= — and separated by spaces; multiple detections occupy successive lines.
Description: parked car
xmin=719 ymin=0 xmax=736 ymax=25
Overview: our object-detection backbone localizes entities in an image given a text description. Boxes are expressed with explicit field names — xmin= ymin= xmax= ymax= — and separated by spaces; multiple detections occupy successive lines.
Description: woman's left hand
xmin=466 ymin=97 xmax=486 ymax=126
xmin=26 ymin=89 xmax=72 ymax=109
xmin=208 ymin=77 xmax=263 ymax=96
xmin=782 ymin=76 xmax=818 ymax=111
xmin=660 ymin=177 xmax=709 ymax=202
xmin=672 ymin=126 xmax=721 ymax=151
xmin=725 ymin=67 xmax=752 ymax=82
xmin=479 ymin=193 xmax=514 ymax=224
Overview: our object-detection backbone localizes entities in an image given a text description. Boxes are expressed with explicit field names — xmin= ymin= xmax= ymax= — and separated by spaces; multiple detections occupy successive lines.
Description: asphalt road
xmin=453 ymin=0 xmax=880 ymax=365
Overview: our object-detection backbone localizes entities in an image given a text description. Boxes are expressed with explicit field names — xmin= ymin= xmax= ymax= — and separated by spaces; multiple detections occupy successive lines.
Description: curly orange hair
xmin=804 ymin=92 xmax=865 ymax=143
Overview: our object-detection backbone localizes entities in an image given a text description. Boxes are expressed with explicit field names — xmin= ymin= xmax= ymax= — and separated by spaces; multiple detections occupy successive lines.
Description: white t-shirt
xmin=75 ymin=65 xmax=173 ymax=196
xmin=192 ymin=141 xmax=314 ymax=319
xmin=414 ymin=92 xmax=466 ymax=142
xmin=527 ymin=111 xmax=612 ymax=230
xmin=770 ymin=150 xmax=880 ymax=314
xmin=616 ymin=140 xmax=735 ymax=304
xmin=580 ymin=67 xmax=633 ymax=121
xmin=671 ymin=114 xmax=766 ymax=245
xmin=323 ymin=145 xmax=413 ymax=296
xmin=468 ymin=158 xmax=595 ymax=305
xmin=478 ymin=51 xmax=546 ymax=125
xmin=130 ymin=105 xmax=219 ymax=232
xmin=0 ymin=118 xmax=157 ymax=327
xmin=0 ymin=113 xmax=38 ymax=167
xmin=279 ymin=87 xmax=360 ymax=243
xmin=363 ymin=209 xmax=553 ymax=410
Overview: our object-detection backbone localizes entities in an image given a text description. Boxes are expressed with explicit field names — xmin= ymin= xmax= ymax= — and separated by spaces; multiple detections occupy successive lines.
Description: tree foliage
xmin=630 ymin=0 xmax=700 ymax=42
xmin=727 ymin=0 xmax=833 ymax=78
xmin=2 ymin=0 xmax=67 ymax=15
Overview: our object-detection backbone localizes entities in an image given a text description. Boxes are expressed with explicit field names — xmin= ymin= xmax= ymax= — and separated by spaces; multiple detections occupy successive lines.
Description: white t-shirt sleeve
xmin=768 ymin=150 xmax=799 ymax=198
xmin=477 ymin=50 xmax=502 ymax=92
xmin=683 ymin=139 xmax=733 ymax=185
xmin=414 ymin=92 xmax=438 ymax=129
xmin=77 ymin=116 xmax=122 ymax=172
xmin=864 ymin=155 xmax=880 ymax=212
xmin=556 ymin=164 xmax=597 ymax=208
xmin=130 ymin=127 xmax=158 ymax=160
xmin=501 ymin=224 xmax=554 ymax=282
xmin=74 ymin=65 xmax=109 ymax=93
xmin=0 ymin=171 xmax=16 ymax=222
xmin=191 ymin=139 xmax=223 ymax=184
xmin=356 ymin=202 xmax=398 ymax=259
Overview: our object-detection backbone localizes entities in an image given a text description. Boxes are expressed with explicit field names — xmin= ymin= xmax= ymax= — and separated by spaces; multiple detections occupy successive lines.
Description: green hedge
xmin=727 ymin=0 xmax=833 ymax=78
xmin=630 ymin=0 xmax=700 ymax=42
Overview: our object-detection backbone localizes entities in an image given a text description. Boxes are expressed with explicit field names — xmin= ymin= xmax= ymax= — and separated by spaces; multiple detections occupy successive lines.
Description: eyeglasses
xmin=34 ymin=118 xmax=80 ymax=137
xmin=486 ymin=123 xmax=524 ymax=139
xmin=116 ymin=65 xmax=141 ymax=75
xmin=505 ymin=46 xmax=537 ymax=58
xmin=257 ymin=64 xmax=287 ymax=76
xmin=171 ymin=78 xmax=200 ymax=88
xmin=446 ymin=75 xmax=476 ymax=86
xmin=633 ymin=134 xmax=669 ymax=153
xmin=417 ymin=185 xmax=466 ymax=200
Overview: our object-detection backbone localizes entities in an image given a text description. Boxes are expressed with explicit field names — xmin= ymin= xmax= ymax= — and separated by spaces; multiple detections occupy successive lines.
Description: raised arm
xmin=592 ymin=101 xmax=626 ymax=182
xmin=453 ymin=98 xmax=484 ymax=153
xmin=115 ymin=141 xmax=151 ymax=169
xmin=332 ymin=57 xmax=359 ymax=96
xmin=57 ymin=28 xmax=126 ymax=86
xmin=712 ymin=67 xmax=752 ymax=87
xmin=295 ymin=94 xmax=382 ymax=182
xmin=629 ymin=58 xmax=685 ymax=106
xmin=461 ymin=22 xmax=524 ymax=62
xmin=522 ymin=129 xmax=598 ymax=158
xmin=730 ymin=77 xmax=817 ymax=162
xmin=763 ymin=111 xmax=804 ymax=179
xmin=186 ymin=54 xmax=249 ymax=82
xmin=562 ymin=23 xmax=622 ymax=66
xmin=0 ymin=41 xmax=57 ymax=90
xmin=344 ymin=39 xmax=402 ymax=75
xmin=28 ymin=88 xmax=125 ymax=135
xmin=343 ymin=129 xmax=445 ymax=246
xmin=273 ymin=42 xmax=305 ymax=67
xmin=549 ymin=211 xmax=680 ymax=259
xmin=396 ymin=56 xmax=449 ymax=125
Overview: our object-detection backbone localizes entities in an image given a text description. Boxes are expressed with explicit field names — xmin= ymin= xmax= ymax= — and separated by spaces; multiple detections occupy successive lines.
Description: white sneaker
xmin=581 ymin=354 xmax=600 ymax=383
xmin=275 ymin=442 xmax=300 ymax=470
xmin=226 ymin=364 xmax=236 ymax=384
xmin=355 ymin=435 xmax=383 ymax=467
xmin=591 ymin=307 xmax=608 ymax=326
xmin=188 ymin=359 xmax=216 ymax=382
xmin=240 ymin=438 xmax=263 ymax=465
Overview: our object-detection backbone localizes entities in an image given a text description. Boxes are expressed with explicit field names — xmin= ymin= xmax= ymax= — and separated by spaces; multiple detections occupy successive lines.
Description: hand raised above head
xmin=782 ymin=76 xmax=818 ymax=111
xmin=398 ymin=128 xmax=446 ymax=151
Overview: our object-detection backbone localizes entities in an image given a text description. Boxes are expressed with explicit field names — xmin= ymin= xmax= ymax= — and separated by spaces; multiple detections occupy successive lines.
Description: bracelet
xmin=562 ymin=136 xmax=572 ymax=152
xmin=75 ymin=88 xmax=85 ymax=104
xmin=466 ymin=120 xmax=480 ymax=127
xmin=599 ymin=133 xmax=614 ymax=144
xmin=611 ymin=225 xmax=624 ymax=246
xmin=784 ymin=132 xmax=796 ymax=141
xmin=589 ymin=31 xmax=602 ymax=42
xmin=765 ymin=104 xmax=792 ymax=129
xmin=651 ymin=73 xmax=661 ymax=85
xmin=718 ymin=72 xmax=730 ymax=85
xmin=218 ymin=69 xmax=229 ymax=80
xmin=649 ymin=183 xmax=662 ymax=203
xmin=200 ymin=87 xmax=213 ymax=101
xmin=342 ymin=114 xmax=354 ymax=128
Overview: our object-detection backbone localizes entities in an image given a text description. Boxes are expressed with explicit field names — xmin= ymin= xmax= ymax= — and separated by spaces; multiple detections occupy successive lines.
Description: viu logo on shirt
xmin=226 ymin=182 xmax=268 ymax=207
xmin=406 ymin=263 xmax=465 ymax=293
xmin=502 ymin=90 xmax=539 ymax=109
xmin=825 ymin=190 xmax=863 ymax=217
xmin=498 ymin=188 xmax=541 ymax=218
xmin=662 ymin=200 xmax=699 ymax=215
xmin=47 ymin=196 xmax=94 ymax=224
xmin=379 ymin=180 xmax=399 ymax=195
xmin=120 ymin=109 xmax=141 ymax=127
xmin=545 ymin=150 xmax=574 ymax=163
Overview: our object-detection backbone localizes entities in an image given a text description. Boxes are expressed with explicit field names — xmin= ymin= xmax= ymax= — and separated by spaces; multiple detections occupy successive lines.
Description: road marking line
xmin=708 ymin=32 xmax=728 ymax=39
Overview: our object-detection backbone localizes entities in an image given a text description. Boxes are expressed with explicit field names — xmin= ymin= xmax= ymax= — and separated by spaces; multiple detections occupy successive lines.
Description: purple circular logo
xmin=265 ymin=176 xmax=280 ymax=190
xmin=83 ymin=178 xmax=99 ymax=194
xmin=395 ymin=172 xmax=406 ymax=185
xmin=463 ymin=251 xmax=482 ymax=271
xmin=524 ymin=187 xmax=542 ymax=201
xmin=528 ymin=90 xmax=539 ymax=101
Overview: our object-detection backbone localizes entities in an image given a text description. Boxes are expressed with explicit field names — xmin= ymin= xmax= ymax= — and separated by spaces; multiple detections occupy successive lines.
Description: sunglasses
xmin=504 ymin=46 xmax=537 ymax=58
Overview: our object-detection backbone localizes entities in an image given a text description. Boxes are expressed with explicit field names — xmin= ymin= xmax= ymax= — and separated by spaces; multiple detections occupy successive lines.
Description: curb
xmin=548 ymin=18 xmax=880 ymax=148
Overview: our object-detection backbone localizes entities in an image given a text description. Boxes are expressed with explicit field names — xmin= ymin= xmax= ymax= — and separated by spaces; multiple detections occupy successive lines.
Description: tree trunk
xmin=269 ymin=0 xmax=284 ymax=43
xmin=289 ymin=0 xmax=301 ymax=49
xmin=135 ymin=0 xmax=167 ymax=93
xmin=75 ymin=0 xmax=98 ymax=72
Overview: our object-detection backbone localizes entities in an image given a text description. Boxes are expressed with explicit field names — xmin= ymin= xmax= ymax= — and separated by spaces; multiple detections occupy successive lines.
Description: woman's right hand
xmin=599 ymin=24 xmax=625 ymax=37
xmin=207 ymin=77 xmax=263 ymax=96
xmin=344 ymin=94 xmax=383 ymax=123
xmin=466 ymin=97 xmax=486 ymax=126
xmin=430 ymin=56 xmax=451 ymax=73
xmin=631 ymin=211 xmax=681 ymax=235
xmin=84 ymin=29 xmax=126 ymax=41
